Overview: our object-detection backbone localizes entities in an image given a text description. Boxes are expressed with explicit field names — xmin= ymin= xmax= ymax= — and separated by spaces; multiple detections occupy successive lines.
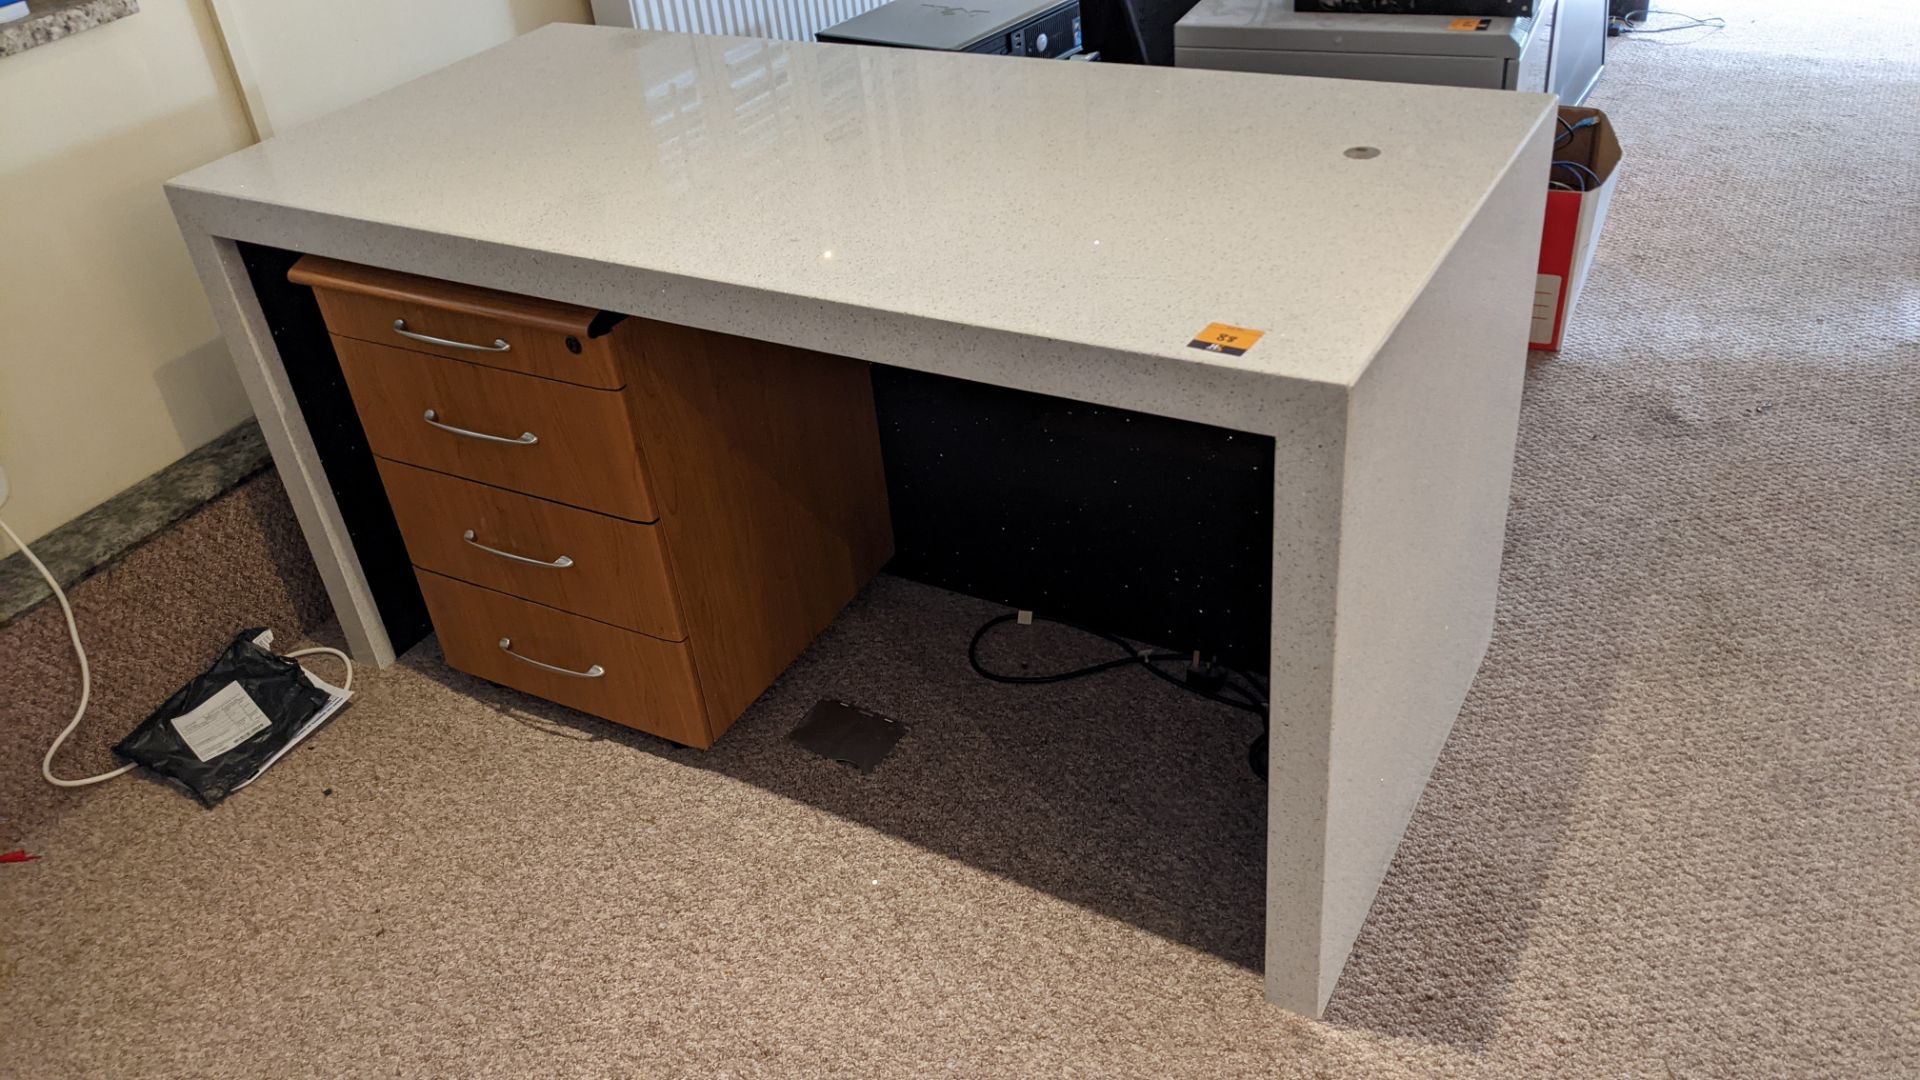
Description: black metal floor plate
xmin=789 ymin=699 xmax=905 ymax=773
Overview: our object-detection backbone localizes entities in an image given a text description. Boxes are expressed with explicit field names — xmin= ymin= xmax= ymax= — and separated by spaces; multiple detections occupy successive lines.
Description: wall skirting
xmin=0 ymin=420 xmax=270 ymax=626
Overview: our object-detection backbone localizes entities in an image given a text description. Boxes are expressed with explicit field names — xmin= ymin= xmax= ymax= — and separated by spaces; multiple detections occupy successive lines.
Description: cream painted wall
xmin=206 ymin=0 xmax=592 ymax=138
xmin=0 ymin=0 xmax=593 ymax=557
xmin=0 ymin=0 xmax=257 ymax=553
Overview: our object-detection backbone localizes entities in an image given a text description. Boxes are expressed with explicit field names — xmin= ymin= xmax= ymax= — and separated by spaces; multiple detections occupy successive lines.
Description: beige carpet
xmin=4 ymin=2 xmax=1917 ymax=1075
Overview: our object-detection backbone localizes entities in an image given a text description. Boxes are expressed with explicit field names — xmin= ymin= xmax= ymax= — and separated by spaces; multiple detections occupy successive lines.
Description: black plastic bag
xmin=113 ymin=629 xmax=334 ymax=807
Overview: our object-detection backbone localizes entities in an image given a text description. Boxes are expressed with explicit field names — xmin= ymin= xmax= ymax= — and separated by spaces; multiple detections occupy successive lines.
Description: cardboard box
xmin=1530 ymin=106 xmax=1622 ymax=352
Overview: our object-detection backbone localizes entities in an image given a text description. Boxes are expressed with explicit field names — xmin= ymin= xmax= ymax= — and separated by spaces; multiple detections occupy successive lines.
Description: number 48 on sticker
xmin=1188 ymin=322 xmax=1265 ymax=357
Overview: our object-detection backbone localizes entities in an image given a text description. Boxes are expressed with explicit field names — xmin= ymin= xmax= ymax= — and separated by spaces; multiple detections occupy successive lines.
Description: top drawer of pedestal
xmin=288 ymin=256 xmax=626 ymax=389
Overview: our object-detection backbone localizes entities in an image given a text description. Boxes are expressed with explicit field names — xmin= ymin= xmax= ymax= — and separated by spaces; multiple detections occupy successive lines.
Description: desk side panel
xmin=173 ymin=227 xmax=404 ymax=666
xmin=1261 ymin=379 xmax=1351 ymax=1015
xmin=1318 ymin=118 xmax=1553 ymax=1007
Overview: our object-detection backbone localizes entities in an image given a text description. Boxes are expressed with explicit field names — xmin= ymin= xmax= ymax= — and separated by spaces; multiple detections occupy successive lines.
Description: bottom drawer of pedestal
xmin=417 ymin=570 xmax=713 ymax=747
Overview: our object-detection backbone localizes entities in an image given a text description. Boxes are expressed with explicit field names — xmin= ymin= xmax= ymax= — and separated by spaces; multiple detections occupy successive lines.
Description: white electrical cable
xmin=1 ymin=514 xmax=351 ymax=789
xmin=0 ymin=515 xmax=132 ymax=787
xmin=284 ymin=647 xmax=353 ymax=693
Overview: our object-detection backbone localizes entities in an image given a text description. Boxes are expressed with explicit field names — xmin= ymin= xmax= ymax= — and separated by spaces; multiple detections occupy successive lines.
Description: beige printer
xmin=1175 ymin=0 xmax=1605 ymax=104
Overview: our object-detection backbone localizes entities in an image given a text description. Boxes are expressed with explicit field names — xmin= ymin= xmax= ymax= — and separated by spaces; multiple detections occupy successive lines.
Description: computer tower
xmin=818 ymin=0 xmax=1085 ymax=58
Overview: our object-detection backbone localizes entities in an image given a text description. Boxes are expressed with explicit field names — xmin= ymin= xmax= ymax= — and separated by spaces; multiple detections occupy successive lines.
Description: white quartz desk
xmin=167 ymin=24 xmax=1553 ymax=1017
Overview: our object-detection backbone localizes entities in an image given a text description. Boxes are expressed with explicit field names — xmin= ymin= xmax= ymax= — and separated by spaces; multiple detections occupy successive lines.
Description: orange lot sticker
xmin=1449 ymin=17 xmax=1492 ymax=31
xmin=1188 ymin=323 xmax=1265 ymax=357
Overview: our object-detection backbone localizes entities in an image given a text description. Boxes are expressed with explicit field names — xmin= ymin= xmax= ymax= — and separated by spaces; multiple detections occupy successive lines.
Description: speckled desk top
xmin=168 ymin=25 xmax=1551 ymax=403
xmin=0 ymin=0 xmax=137 ymax=58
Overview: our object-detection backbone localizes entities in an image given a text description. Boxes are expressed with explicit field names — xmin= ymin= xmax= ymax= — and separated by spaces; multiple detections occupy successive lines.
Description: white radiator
xmin=591 ymin=0 xmax=889 ymax=41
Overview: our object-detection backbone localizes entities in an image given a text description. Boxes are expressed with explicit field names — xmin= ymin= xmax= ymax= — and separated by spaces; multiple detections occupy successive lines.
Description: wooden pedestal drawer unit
xmin=290 ymin=255 xmax=894 ymax=750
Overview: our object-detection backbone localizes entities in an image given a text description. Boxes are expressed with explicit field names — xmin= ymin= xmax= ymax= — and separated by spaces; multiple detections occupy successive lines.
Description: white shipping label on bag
xmin=1530 ymin=274 xmax=1564 ymax=345
xmin=172 ymin=681 xmax=273 ymax=762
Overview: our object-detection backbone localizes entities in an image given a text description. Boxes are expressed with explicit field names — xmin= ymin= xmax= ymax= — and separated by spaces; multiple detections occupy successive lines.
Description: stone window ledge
xmin=0 ymin=0 xmax=139 ymax=59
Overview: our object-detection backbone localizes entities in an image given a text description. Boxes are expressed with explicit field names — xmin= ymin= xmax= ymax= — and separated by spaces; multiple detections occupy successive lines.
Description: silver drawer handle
xmin=498 ymin=637 xmax=605 ymax=678
xmin=463 ymin=529 xmax=574 ymax=569
xmin=423 ymin=409 xmax=537 ymax=445
xmin=393 ymin=318 xmax=510 ymax=352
